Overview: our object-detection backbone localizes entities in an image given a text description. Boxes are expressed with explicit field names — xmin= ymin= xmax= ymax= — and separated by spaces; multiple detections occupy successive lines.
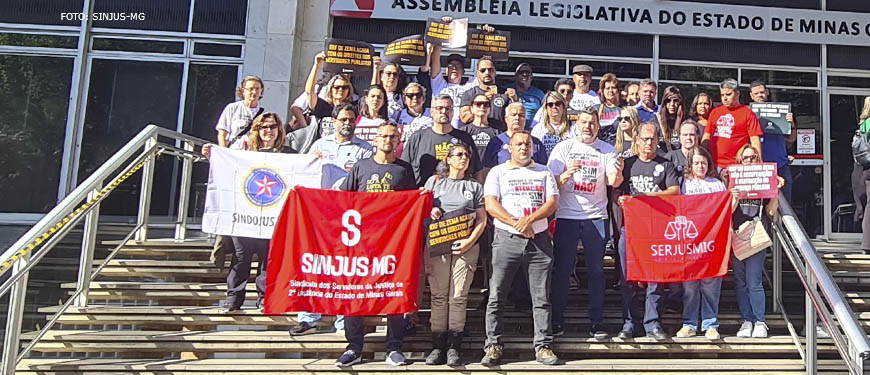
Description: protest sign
xmin=727 ymin=162 xmax=779 ymax=199
xmin=383 ymin=35 xmax=426 ymax=66
xmin=426 ymin=208 xmax=476 ymax=257
xmin=265 ymin=187 xmax=432 ymax=316
xmin=749 ymin=102 xmax=792 ymax=135
xmin=424 ymin=17 xmax=469 ymax=48
xmin=323 ymin=38 xmax=374 ymax=76
xmin=624 ymin=192 xmax=732 ymax=283
xmin=466 ymin=29 xmax=510 ymax=61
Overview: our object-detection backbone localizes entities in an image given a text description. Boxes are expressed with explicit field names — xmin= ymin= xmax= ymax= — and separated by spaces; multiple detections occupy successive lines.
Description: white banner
xmin=202 ymin=148 xmax=323 ymax=239
xmin=331 ymin=0 xmax=870 ymax=47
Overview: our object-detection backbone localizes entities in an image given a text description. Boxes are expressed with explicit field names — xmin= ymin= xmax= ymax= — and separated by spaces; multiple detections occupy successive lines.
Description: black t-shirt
xmin=733 ymin=199 xmax=769 ymax=227
xmin=312 ymin=97 xmax=334 ymax=120
xmin=458 ymin=124 xmax=502 ymax=161
xmin=460 ymin=86 xmax=510 ymax=123
xmin=339 ymin=157 xmax=417 ymax=192
xmin=665 ymin=149 xmax=688 ymax=180
xmin=400 ymin=127 xmax=481 ymax=186
xmin=620 ymin=155 xmax=680 ymax=196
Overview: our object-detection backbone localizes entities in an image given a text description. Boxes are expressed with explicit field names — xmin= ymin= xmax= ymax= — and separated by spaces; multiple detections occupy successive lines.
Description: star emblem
xmin=255 ymin=175 xmax=278 ymax=197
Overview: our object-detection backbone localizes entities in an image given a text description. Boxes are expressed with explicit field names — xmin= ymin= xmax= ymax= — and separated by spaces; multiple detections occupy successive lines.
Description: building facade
xmin=1 ymin=0 xmax=869 ymax=243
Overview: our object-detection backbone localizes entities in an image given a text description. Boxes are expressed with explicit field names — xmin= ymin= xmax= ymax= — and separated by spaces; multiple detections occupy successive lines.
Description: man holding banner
xmin=616 ymin=122 xmax=680 ymax=340
xmin=481 ymin=130 xmax=560 ymax=366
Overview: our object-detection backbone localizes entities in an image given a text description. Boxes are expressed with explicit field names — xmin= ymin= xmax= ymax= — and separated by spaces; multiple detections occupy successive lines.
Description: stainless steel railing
xmin=0 ymin=125 xmax=209 ymax=375
xmin=771 ymin=194 xmax=870 ymax=375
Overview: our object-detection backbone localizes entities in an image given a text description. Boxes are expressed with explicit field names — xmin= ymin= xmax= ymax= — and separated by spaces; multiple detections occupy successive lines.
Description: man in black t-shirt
xmin=615 ymin=122 xmax=680 ymax=341
xmin=402 ymin=94 xmax=482 ymax=186
xmin=459 ymin=56 xmax=517 ymax=125
xmin=336 ymin=122 xmax=416 ymax=367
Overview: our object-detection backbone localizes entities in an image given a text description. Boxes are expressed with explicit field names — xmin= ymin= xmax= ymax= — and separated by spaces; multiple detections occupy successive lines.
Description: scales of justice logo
xmin=242 ymin=167 xmax=287 ymax=208
xmin=664 ymin=216 xmax=698 ymax=241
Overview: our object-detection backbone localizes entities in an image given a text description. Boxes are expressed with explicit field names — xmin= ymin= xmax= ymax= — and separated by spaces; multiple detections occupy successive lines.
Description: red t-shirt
xmin=705 ymin=104 xmax=762 ymax=168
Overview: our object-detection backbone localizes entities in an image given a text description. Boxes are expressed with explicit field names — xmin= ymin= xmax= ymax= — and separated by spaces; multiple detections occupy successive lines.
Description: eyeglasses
xmin=518 ymin=71 xmax=532 ymax=76
xmin=257 ymin=124 xmax=279 ymax=130
xmin=432 ymin=106 xmax=451 ymax=112
xmin=450 ymin=152 xmax=469 ymax=158
xmin=335 ymin=117 xmax=355 ymax=124
xmin=243 ymin=86 xmax=262 ymax=92
xmin=376 ymin=134 xmax=400 ymax=140
xmin=478 ymin=67 xmax=495 ymax=73
xmin=404 ymin=92 xmax=424 ymax=99
xmin=617 ymin=116 xmax=632 ymax=122
xmin=333 ymin=85 xmax=350 ymax=90
xmin=382 ymin=71 xmax=398 ymax=77
xmin=558 ymin=89 xmax=572 ymax=95
xmin=545 ymin=102 xmax=564 ymax=108
xmin=638 ymin=136 xmax=656 ymax=144
xmin=741 ymin=155 xmax=758 ymax=162
xmin=473 ymin=101 xmax=491 ymax=108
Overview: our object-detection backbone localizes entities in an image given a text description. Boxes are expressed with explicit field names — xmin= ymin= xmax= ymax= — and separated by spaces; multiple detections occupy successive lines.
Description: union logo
xmin=664 ymin=216 xmax=698 ymax=241
xmin=242 ymin=167 xmax=286 ymax=208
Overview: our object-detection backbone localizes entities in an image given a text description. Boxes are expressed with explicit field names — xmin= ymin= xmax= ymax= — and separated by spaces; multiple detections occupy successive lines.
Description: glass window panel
xmin=79 ymin=59 xmax=183 ymax=216
xmin=0 ymin=0 xmax=81 ymax=26
xmin=660 ymin=65 xmax=738 ymax=83
xmin=661 ymin=36 xmax=820 ymax=67
xmin=828 ymin=45 xmax=870 ymax=71
xmin=193 ymin=43 xmax=243 ymax=58
xmin=740 ymin=69 xmax=818 ymax=88
xmin=0 ymin=55 xmax=73 ymax=213
xmin=828 ymin=76 xmax=870 ymax=89
xmin=0 ymin=33 xmax=77 ymax=49
xmin=92 ymin=0 xmax=190 ymax=32
xmin=829 ymin=94 xmax=864 ymax=234
xmin=828 ymin=0 xmax=870 ymax=12
xmin=571 ymin=61 xmax=651 ymax=80
xmin=92 ymin=38 xmax=184 ymax=54
xmin=192 ymin=0 xmax=248 ymax=35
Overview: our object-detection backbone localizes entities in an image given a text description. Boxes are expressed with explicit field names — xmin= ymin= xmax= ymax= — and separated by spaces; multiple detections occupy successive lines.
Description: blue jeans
xmin=682 ymin=277 xmax=723 ymax=331
xmin=617 ymin=228 xmax=665 ymax=333
xmin=552 ymin=218 xmax=609 ymax=326
xmin=344 ymin=314 xmax=403 ymax=353
xmin=297 ymin=312 xmax=344 ymax=330
xmin=732 ymin=249 xmax=767 ymax=323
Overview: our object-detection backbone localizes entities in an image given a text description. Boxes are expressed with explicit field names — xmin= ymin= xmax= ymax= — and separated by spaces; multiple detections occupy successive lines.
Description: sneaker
xmin=552 ymin=324 xmax=565 ymax=337
xmin=589 ymin=324 xmax=609 ymax=340
xmin=751 ymin=322 xmax=768 ymax=338
xmin=646 ymin=327 xmax=669 ymax=340
xmin=335 ymin=350 xmax=361 ymax=367
xmin=736 ymin=321 xmax=753 ymax=338
xmin=676 ymin=326 xmax=696 ymax=338
xmin=705 ymin=327 xmax=721 ymax=340
xmin=480 ymin=344 xmax=503 ymax=366
xmin=385 ymin=350 xmax=408 ymax=366
xmin=425 ymin=348 xmax=446 ymax=365
xmin=220 ymin=303 xmax=241 ymax=314
xmin=535 ymin=346 xmax=561 ymax=365
xmin=289 ymin=322 xmax=317 ymax=336
xmin=617 ymin=328 xmax=635 ymax=339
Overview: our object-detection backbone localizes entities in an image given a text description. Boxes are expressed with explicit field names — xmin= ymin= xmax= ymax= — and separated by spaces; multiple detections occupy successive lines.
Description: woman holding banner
xmin=203 ymin=113 xmax=287 ymax=312
xmin=530 ymin=91 xmax=576 ymax=158
xmin=423 ymin=143 xmax=487 ymax=366
xmin=731 ymin=144 xmax=783 ymax=338
xmin=677 ymin=147 xmax=734 ymax=340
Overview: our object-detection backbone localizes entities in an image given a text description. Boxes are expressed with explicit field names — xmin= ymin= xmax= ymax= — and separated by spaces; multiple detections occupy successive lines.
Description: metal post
xmin=75 ymin=186 xmax=101 ymax=307
xmin=135 ymin=136 xmax=157 ymax=242
xmin=806 ymin=260 xmax=817 ymax=375
xmin=175 ymin=141 xmax=194 ymax=241
xmin=772 ymin=222 xmax=782 ymax=313
xmin=1 ymin=253 xmax=31 ymax=375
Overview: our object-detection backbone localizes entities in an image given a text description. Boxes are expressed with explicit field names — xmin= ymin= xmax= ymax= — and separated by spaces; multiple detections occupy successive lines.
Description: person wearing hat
xmin=505 ymin=63 xmax=545 ymax=130
xmin=570 ymin=64 xmax=601 ymax=111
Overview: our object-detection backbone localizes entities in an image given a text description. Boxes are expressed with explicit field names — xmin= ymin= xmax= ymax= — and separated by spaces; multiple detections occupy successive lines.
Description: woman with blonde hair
xmin=531 ymin=91 xmax=576 ymax=157
xmin=614 ymin=106 xmax=640 ymax=159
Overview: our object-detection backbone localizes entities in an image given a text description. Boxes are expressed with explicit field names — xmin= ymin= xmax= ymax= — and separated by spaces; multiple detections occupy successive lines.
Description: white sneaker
xmin=736 ymin=321 xmax=753 ymax=338
xmin=751 ymin=322 xmax=768 ymax=338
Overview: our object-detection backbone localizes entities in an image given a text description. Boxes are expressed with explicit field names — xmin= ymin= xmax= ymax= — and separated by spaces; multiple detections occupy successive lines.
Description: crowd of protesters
xmin=205 ymin=21 xmax=799 ymax=367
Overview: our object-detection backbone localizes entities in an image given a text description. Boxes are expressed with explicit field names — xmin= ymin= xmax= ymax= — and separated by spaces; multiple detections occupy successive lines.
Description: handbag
xmin=852 ymin=129 xmax=870 ymax=167
xmin=732 ymin=208 xmax=772 ymax=261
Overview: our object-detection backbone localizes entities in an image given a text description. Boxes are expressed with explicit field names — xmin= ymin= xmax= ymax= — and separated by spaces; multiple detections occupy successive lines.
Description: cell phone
xmin=488 ymin=86 xmax=498 ymax=95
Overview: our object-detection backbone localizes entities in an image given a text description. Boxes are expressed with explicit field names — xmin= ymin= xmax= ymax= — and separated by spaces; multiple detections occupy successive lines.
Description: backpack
xmin=852 ymin=129 xmax=870 ymax=167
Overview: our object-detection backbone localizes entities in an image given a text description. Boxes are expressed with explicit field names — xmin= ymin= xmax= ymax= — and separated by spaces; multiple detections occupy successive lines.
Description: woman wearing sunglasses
xmin=459 ymin=94 xmax=503 ymax=162
xmin=656 ymin=86 xmax=685 ymax=153
xmin=304 ymin=52 xmax=356 ymax=135
xmin=531 ymin=91 xmax=577 ymax=158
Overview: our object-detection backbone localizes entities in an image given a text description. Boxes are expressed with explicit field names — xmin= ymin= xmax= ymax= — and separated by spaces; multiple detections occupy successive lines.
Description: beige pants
xmin=427 ymin=244 xmax=480 ymax=332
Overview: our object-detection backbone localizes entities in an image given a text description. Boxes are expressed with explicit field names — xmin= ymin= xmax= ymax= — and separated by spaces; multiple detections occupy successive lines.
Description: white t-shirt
xmin=681 ymin=176 xmax=726 ymax=195
xmin=214 ymin=101 xmax=263 ymax=150
xmin=432 ymin=74 xmax=476 ymax=128
xmin=392 ymin=108 xmax=433 ymax=139
xmin=531 ymin=121 xmax=578 ymax=157
xmin=569 ymin=89 xmax=601 ymax=111
xmin=354 ymin=116 xmax=386 ymax=145
xmin=483 ymin=162 xmax=559 ymax=235
xmin=547 ymin=138 xmax=619 ymax=220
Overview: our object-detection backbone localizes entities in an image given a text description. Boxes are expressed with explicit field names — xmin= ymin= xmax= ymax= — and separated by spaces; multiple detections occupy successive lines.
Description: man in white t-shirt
xmin=215 ymin=75 xmax=265 ymax=149
xmin=569 ymin=64 xmax=601 ymax=111
xmin=547 ymin=109 xmax=623 ymax=340
xmin=481 ymin=131 xmax=560 ymax=367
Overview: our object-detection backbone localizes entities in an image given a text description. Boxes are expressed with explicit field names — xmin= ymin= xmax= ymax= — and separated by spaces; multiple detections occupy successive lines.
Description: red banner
xmin=265 ymin=187 xmax=432 ymax=316
xmin=623 ymin=191 xmax=732 ymax=283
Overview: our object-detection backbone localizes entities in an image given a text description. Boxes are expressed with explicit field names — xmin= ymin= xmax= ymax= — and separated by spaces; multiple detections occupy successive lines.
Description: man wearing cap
xmin=505 ymin=63 xmax=545 ymax=130
xmin=569 ymin=64 xmax=601 ymax=111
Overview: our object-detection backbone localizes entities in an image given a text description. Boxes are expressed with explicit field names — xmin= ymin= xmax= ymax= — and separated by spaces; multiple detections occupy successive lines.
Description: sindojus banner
xmin=202 ymin=148 xmax=324 ymax=239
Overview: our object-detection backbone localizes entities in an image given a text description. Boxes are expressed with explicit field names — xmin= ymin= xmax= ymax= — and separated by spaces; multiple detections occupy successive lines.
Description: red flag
xmin=623 ymin=191 xmax=732 ymax=283
xmin=265 ymin=187 xmax=432 ymax=316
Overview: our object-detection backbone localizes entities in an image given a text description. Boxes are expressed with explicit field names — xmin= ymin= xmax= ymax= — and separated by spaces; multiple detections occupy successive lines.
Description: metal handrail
xmin=774 ymin=194 xmax=870 ymax=375
xmin=1 ymin=125 xmax=209 ymax=375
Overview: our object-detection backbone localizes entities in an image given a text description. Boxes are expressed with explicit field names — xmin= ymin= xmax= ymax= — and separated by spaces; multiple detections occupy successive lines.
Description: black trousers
xmin=226 ymin=236 xmax=268 ymax=307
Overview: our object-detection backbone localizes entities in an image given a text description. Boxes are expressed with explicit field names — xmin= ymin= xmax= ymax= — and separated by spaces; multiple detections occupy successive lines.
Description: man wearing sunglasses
xmin=459 ymin=56 xmax=518 ymax=126
xmin=569 ymin=64 xmax=601 ymax=111
xmin=505 ymin=63 xmax=545 ymax=130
